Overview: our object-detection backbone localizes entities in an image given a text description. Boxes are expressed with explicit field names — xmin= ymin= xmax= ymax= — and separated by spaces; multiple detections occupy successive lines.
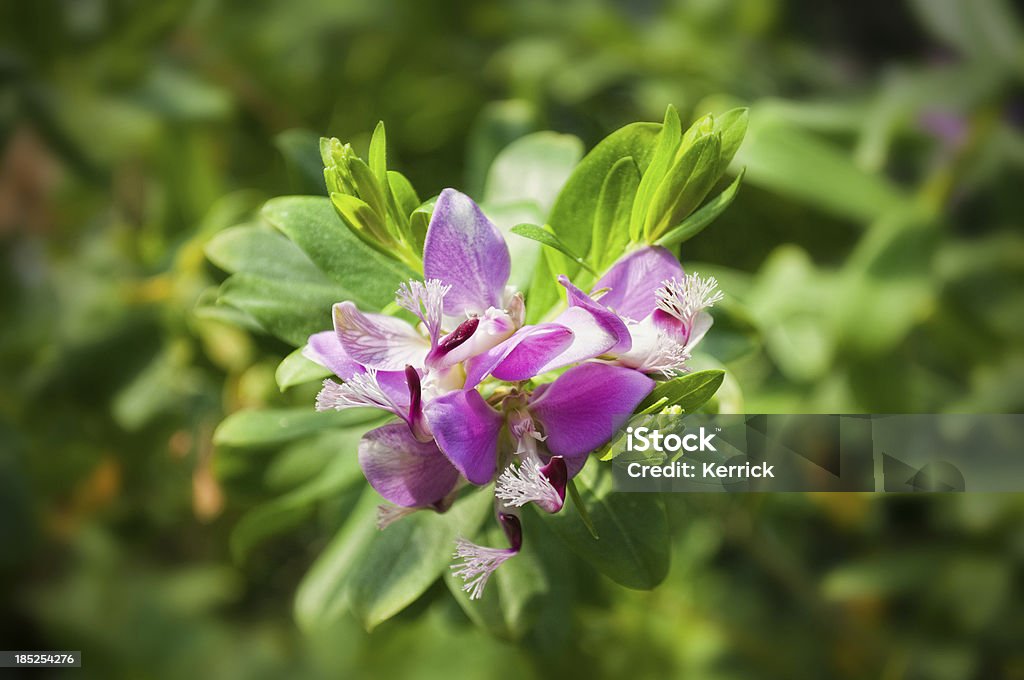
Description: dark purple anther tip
xmin=497 ymin=512 xmax=523 ymax=552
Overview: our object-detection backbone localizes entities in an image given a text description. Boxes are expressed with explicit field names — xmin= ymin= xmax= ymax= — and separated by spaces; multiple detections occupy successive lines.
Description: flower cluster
xmin=305 ymin=188 xmax=722 ymax=599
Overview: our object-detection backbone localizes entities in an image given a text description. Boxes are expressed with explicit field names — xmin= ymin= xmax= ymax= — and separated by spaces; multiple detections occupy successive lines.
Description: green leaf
xmin=638 ymin=369 xmax=726 ymax=413
xmin=329 ymin=193 xmax=388 ymax=247
xmin=736 ymin=112 xmax=908 ymax=223
xmin=408 ymin=197 xmax=435 ymax=256
xmin=205 ymin=224 xmax=328 ymax=283
xmin=442 ymin=518 xmax=548 ymax=640
xmin=275 ymin=346 xmax=332 ymax=391
xmin=714 ymin=107 xmax=749 ymax=173
xmin=294 ymin=487 xmax=380 ymax=631
xmin=567 ymin=478 xmax=598 ymax=539
xmin=645 ymin=133 xmax=722 ymax=241
xmin=194 ymin=298 xmax=266 ymax=335
xmin=747 ymin=246 xmax=835 ymax=383
xmin=346 ymin=488 xmax=493 ymax=631
xmin=630 ymin=106 xmax=682 ymax=243
xmin=835 ymin=212 xmax=937 ymax=355
xmin=529 ymin=121 xmax=660 ymax=319
xmin=262 ymin=196 xmax=416 ymax=311
xmin=347 ymin=157 xmax=388 ymax=227
xmin=655 ymin=168 xmax=745 ymax=248
xmin=591 ymin=156 xmax=641 ymax=272
xmin=510 ymin=224 xmax=594 ymax=275
xmin=539 ymin=462 xmax=670 ymax=589
xmin=213 ymin=407 xmax=381 ymax=448
xmin=217 ymin=273 xmax=345 ymax=346
xmin=549 ymin=121 xmax=660 ymax=261
xmin=231 ymin=446 xmax=363 ymax=561
xmin=387 ymin=170 xmax=421 ymax=222
xmin=368 ymin=121 xmax=388 ymax=186
xmin=524 ymin=252 xmax=563 ymax=325
xmin=483 ymin=131 xmax=583 ymax=218
xmin=678 ymin=114 xmax=714 ymax=155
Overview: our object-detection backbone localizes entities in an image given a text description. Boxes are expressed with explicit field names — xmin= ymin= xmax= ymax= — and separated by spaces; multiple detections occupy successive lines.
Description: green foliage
xmin=540 ymin=462 xmax=670 ymax=590
xmin=4 ymin=0 xmax=1024 ymax=677
xmin=638 ymin=370 xmax=727 ymax=414
xmin=346 ymin=489 xmax=493 ymax=631
xmin=321 ymin=126 xmax=424 ymax=270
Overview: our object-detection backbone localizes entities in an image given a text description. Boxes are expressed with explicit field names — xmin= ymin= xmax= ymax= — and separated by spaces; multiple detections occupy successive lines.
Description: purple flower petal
xmin=685 ymin=312 xmax=713 ymax=350
xmin=333 ymin=301 xmax=429 ymax=371
xmin=529 ymin=363 xmax=654 ymax=457
xmin=304 ymin=331 xmax=414 ymax=406
xmin=304 ymin=330 xmax=363 ymax=380
xmin=358 ymin=423 xmax=460 ymax=507
xmin=592 ymin=246 xmax=684 ymax=322
xmin=464 ymin=323 xmax=575 ymax=387
xmin=423 ymin=189 xmax=511 ymax=315
xmin=524 ymin=276 xmax=631 ymax=371
xmin=424 ymin=389 xmax=504 ymax=485
xmin=560 ymin=276 xmax=631 ymax=354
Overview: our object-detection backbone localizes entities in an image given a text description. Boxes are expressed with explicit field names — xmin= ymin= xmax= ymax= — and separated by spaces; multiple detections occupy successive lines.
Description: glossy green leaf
xmin=645 ymin=133 xmax=722 ymax=241
xmin=713 ymin=107 xmax=749 ymax=173
xmin=329 ymin=192 xmax=388 ymax=246
xmin=205 ymin=224 xmax=327 ymax=283
xmin=548 ymin=122 xmax=660 ymax=261
xmin=347 ymin=157 xmax=388 ymax=227
xmin=213 ymin=406 xmax=380 ymax=448
xmin=655 ymin=168 xmax=745 ymax=248
xmin=387 ymin=170 xmax=421 ymax=222
xmin=539 ymin=462 xmax=670 ymax=589
xmin=346 ymin=488 xmax=493 ymax=631
xmin=510 ymin=224 xmax=594 ymax=274
xmin=262 ymin=196 xmax=416 ymax=310
xmin=630 ymin=106 xmax=682 ymax=242
xmin=275 ymin=346 xmax=332 ymax=391
xmin=217 ymin=273 xmax=345 ymax=346
xmin=529 ymin=121 xmax=660 ymax=318
xmin=677 ymin=118 xmax=715 ymax=169
xmin=294 ymin=487 xmax=380 ymax=631
xmin=591 ymin=156 xmax=641 ymax=272
xmin=443 ymin=519 xmax=548 ymax=640
xmin=368 ymin=121 xmax=388 ymax=186
xmin=638 ymin=369 xmax=726 ymax=413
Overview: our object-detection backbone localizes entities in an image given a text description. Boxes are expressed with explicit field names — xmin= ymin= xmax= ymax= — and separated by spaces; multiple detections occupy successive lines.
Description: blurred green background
xmin=2 ymin=0 xmax=1024 ymax=678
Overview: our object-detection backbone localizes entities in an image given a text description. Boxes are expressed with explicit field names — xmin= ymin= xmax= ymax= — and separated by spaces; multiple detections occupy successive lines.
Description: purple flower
xmin=304 ymin=191 xmax=720 ymax=600
xmin=587 ymin=246 xmax=724 ymax=377
xmin=451 ymin=512 xmax=522 ymax=600
xmin=428 ymin=361 xmax=653 ymax=489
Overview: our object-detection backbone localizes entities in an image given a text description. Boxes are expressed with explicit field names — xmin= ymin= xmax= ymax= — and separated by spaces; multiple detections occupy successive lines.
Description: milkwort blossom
xmin=305 ymin=188 xmax=723 ymax=599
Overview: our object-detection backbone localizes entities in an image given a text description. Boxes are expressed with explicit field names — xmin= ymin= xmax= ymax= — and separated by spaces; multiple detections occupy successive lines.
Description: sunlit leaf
xmin=213 ymin=407 xmax=381 ymax=448
xmin=275 ymin=346 xmax=332 ymax=391
xmin=346 ymin=487 xmax=493 ymax=631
